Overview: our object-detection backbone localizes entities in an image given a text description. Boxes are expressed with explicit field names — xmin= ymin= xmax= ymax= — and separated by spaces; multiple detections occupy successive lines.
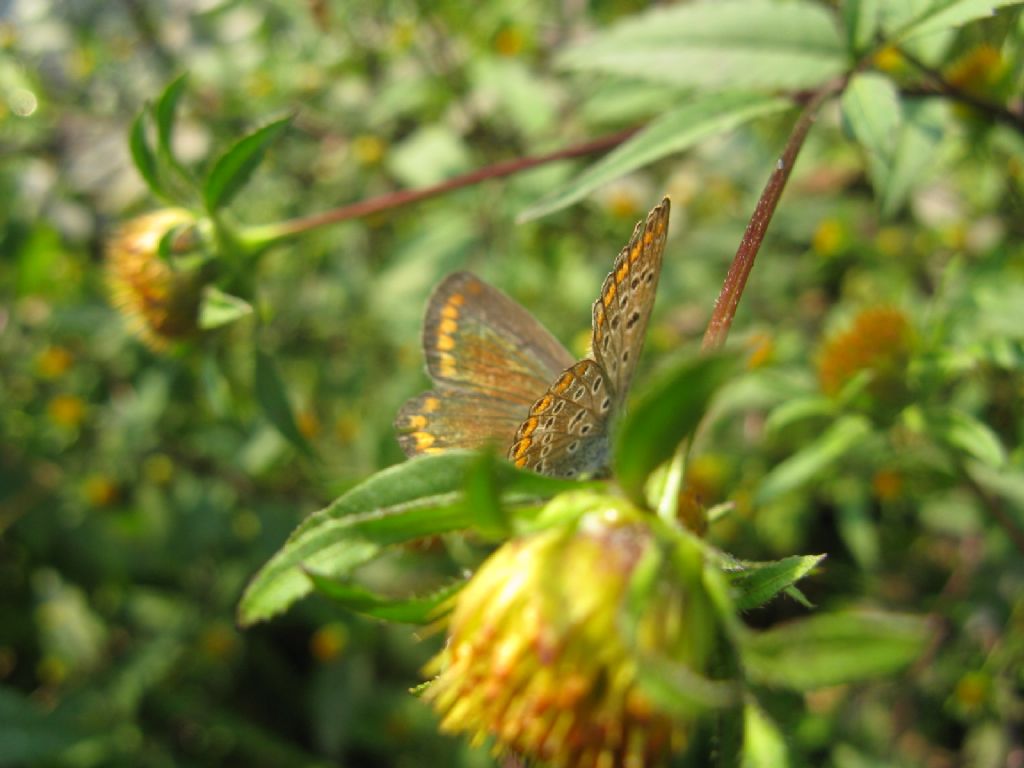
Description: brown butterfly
xmin=395 ymin=197 xmax=670 ymax=478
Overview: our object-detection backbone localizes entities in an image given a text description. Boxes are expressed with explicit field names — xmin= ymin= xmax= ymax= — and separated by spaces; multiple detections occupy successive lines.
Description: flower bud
xmin=106 ymin=209 xmax=206 ymax=349
xmin=424 ymin=496 xmax=719 ymax=767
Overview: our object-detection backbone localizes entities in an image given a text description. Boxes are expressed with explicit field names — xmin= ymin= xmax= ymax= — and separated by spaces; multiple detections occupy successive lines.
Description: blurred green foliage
xmin=2 ymin=0 xmax=1024 ymax=766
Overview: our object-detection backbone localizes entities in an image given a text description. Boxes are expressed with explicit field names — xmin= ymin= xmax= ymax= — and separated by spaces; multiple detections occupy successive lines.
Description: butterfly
xmin=395 ymin=197 xmax=670 ymax=478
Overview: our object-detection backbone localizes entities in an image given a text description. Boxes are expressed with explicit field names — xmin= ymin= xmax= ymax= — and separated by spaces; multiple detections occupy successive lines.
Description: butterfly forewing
xmin=591 ymin=198 xmax=670 ymax=409
xmin=508 ymin=359 xmax=612 ymax=478
xmin=396 ymin=271 xmax=574 ymax=458
xmin=423 ymin=272 xmax=574 ymax=403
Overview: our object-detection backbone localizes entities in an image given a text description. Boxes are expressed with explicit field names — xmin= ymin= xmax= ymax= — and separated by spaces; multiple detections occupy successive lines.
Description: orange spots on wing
xmin=465 ymin=280 xmax=483 ymax=295
xmin=643 ymin=231 xmax=653 ymax=247
xmin=655 ymin=219 xmax=666 ymax=236
xmin=553 ymin=371 xmax=574 ymax=394
xmin=449 ymin=293 xmax=465 ymax=307
xmin=520 ymin=417 xmax=538 ymax=437
xmin=406 ymin=414 xmax=427 ymax=430
xmin=531 ymin=395 xmax=553 ymax=415
xmin=437 ymin=334 xmax=455 ymax=351
xmin=439 ymin=318 xmax=458 ymax=335
xmin=441 ymin=304 xmax=459 ymax=320
xmin=439 ymin=353 xmax=457 ymax=378
xmin=412 ymin=431 xmax=436 ymax=450
xmin=512 ymin=438 xmax=532 ymax=460
xmin=602 ymin=281 xmax=617 ymax=307
xmin=424 ymin=397 xmax=441 ymax=413
xmin=630 ymin=244 xmax=642 ymax=263
xmin=616 ymin=260 xmax=629 ymax=283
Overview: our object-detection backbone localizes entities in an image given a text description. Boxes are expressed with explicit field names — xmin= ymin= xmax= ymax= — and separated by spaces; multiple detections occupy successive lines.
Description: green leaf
xmin=756 ymin=415 xmax=872 ymax=503
xmin=923 ymin=407 xmax=1007 ymax=467
xmin=155 ymin=73 xmax=188 ymax=160
xmin=462 ymin=449 xmax=510 ymax=538
xmin=614 ymin=352 xmax=739 ymax=504
xmin=129 ymin=108 xmax=165 ymax=200
xmin=305 ymin=573 xmax=462 ymax=624
xmin=238 ymin=452 xmax=581 ymax=626
xmin=728 ymin=554 xmax=826 ymax=612
xmin=742 ymin=700 xmax=792 ymax=768
xmin=884 ymin=0 xmax=1024 ymax=42
xmin=879 ymin=99 xmax=946 ymax=217
xmin=199 ymin=287 xmax=253 ymax=330
xmin=557 ymin=0 xmax=845 ymax=92
xmin=254 ymin=349 xmax=314 ymax=458
xmin=742 ymin=610 xmax=932 ymax=690
xmin=843 ymin=0 xmax=881 ymax=56
xmin=203 ymin=115 xmax=292 ymax=212
xmin=841 ymin=72 xmax=902 ymax=182
xmin=519 ymin=93 xmax=790 ymax=221
xmin=763 ymin=395 xmax=836 ymax=434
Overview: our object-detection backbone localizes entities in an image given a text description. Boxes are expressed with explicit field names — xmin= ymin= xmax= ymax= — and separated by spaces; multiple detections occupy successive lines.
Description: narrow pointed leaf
xmin=204 ymin=115 xmax=292 ymax=212
xmin=742 ymin=700 xmax=792 ymax=768
xmin=757 ymin=415 xmax=872 ymax=503
xmin=254 ymin=349 xmax=314 ymax=457
xmin=129 ymin=109 xmax=165 ymax=200
xmin=520 ymin=94 xmax=790 ymax=221
xmin=729 ymin=554 xmax=826 ymax=611
xmin=743 ymin=611 xmax=932 ymax=690
xmin=239 ymin=452 xmax=584 ymax=626
xmin=155 ymin=73 xmax=189 ymax=162
xmin=885 ymin=0 xmax=1024 ymax=42
xmin=557 ymin=0 xmax=845 ymax=91
xmin=305 ymin=573 xmax=463 ymax=624
xmin=844 ymin=0 xmax=881 ymax=55
xmin=199 ymin=287 xmax=253 ymax=330
xmin=925 ymin=407 xmax=1007 ymax=467
xmin=615 ymin=352 xmax=740 ymax=504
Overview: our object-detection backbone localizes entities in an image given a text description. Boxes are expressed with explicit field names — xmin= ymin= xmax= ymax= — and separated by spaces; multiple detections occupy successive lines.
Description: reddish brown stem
xmin=272 ymin=127 xmax=641 ymax=239
xmin=701 ymin=79 xmax=847 ymax=352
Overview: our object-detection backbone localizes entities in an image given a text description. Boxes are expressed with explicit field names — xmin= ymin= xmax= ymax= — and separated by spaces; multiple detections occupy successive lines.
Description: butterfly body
xmin=396 ymin=198 xmax=670 ymax=478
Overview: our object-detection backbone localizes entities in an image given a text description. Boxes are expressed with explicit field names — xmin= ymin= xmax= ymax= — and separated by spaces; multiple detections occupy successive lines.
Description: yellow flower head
xmin=424 ymin=498 xmax=718 ymax=767
xmin=817 ymin=307 xmax=915 ymax=400
xmin=106 ymin=209 xmax=206 ymax=350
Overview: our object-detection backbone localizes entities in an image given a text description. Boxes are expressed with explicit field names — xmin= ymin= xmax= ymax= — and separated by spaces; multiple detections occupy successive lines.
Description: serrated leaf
xmin=199 ymin=287 xmax=253 ymax=330
xmin=885 ymin=0 xmax=1024 ymax=42
xmin=305 ymin=573 xmax=463 ymax=624
xmin=238 ymin=452 xmax=582 ymax=626
xmin=757 ymin=415 xmax=872 ymax=503
xmin=742 ymin=700 xmax=792 ymax=768
xmin=204 ymin=115 xmax=291 ymax=212
xmin=615 ymin=352 xmax=739 ymax=504
xmin=844 ymin=0 xmax=881 ymax=55
xmin=254 ymin=349 xmax=314 ymax=458
xmin=742 ymin=610 xmax=932 ymax=690
xmin=557 ymin=0 xmax=845 ymax=92
xmin=519 ymin=93 xmax=790 ymax=221
xmin=129 ymin=109 xmax=166 ymax=200
xmin=728 ymin=554 xmax=826 ymax=611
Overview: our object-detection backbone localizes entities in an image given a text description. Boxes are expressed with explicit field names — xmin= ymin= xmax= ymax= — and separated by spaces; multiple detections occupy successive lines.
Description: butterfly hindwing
xmin=591 ymin=197 xmax=670 ymax=409
xmin=395 ymin=390 xmax=526 ymax=456
xmin=508 ymin=359 xmax=612 ymax=478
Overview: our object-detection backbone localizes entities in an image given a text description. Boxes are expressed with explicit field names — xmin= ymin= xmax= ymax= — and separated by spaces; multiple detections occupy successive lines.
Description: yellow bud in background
xmin=106 ymin=209 xmax=207 ymax=350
